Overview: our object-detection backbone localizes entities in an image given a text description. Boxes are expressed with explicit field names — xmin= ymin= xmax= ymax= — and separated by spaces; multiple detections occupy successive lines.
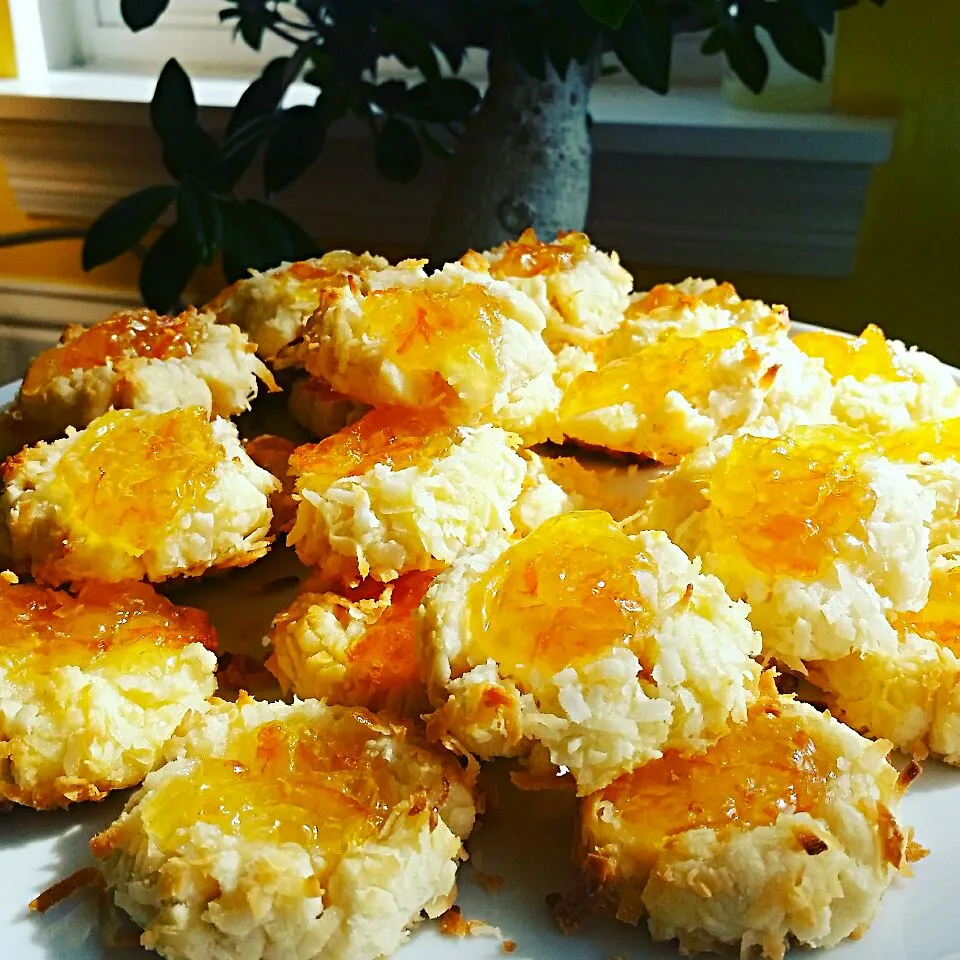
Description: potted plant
xmin=84 ymin=0 xmax=887 ymax=310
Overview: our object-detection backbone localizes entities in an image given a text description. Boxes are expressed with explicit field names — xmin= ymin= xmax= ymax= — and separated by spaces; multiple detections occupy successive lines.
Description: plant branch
xmin=265 ymin=23 xmax=306 ymax=46
xmin=271 ymin=8 xmax=314 ymax=34
xmin=283 ymin=39 xmax=316 ymax=88
xmin=0 ymin=227 xmax=88 ymax=248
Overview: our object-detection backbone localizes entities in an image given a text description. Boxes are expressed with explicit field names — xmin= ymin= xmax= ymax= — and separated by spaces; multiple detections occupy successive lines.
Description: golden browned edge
xmin=28 ymin=867 xmax=103 ymax=914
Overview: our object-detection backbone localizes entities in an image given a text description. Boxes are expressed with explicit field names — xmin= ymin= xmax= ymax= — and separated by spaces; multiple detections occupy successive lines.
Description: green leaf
xmin=317 ymin=80 xmax=353 ymax=124
xmin=438 ymin=40 xmax=465 ymax=74
xmin=406 ymin=1 xmax=467 ymax=73
xmin=227 ymin=58 xmax=289 ymax=138
xmin=378 ymin=16 xmax=440 ymax=81
xmin=139 ymin=224 xmax=199 ymax=313
xmin=401 ymin=79 xmax=481 ymax=124
xmin=82 ymin=184 xmax=177 ymax=271
xmin=797 ymin=0 xmax=837 ymax=33
xmin=187 ymin=125 xmax=222 ymax=182
xmin=700 ymin=28 xmax=725 ymax=56
xmin=375 ymin=117 xmax=422 ymax=183
xmin=161 ymin=123 xmax=220 ymax=184
xmin=757 ymin=6 xmax=826 ymax=81
xmin=371 ymin=80 xmax=408 ymax=113
xmin=246 ymin=201 xmax=318 ymax=261
xmin=509 ymin=10 xmax=548 ymax=80
xmin=543 ymin=9 xmax=601 ymax=78
xmin=263 ymin=105 xmax=328 ymax=195
xmin=210 ymin=115 xmax=281 ymax=192
xmin=235 ymin=2 xmax=275 ymax=51
xmin=151 ymin=59 xmax=196 ymax=151
xmin=723 ymin=25 xmax=769 ymax=94
xmin=543 ymin=14 xmax=580 ymax=79
xmin=304 ymin=48 xmax=334 ymax=88
xmin=578 ymin=0 xmax=636 ymax=30
xmin=222 ymin=113 xmax=284 ymax=159
xmin=177 ymin=181 xmax=223 ymax=264
xmin=120 ymin=0 xmax=170 ymax=31
xmin=151 ymin=59 xmax=198 ymax=174
xmin=611 ymin=0 xmax=673 ymax=95
xmin=221 ymin=199 xmax=297 ymax=282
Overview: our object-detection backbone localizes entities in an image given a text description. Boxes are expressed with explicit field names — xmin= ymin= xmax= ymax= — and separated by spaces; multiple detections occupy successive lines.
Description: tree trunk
xmin=428 ymin=43 xmax=594 ymax=263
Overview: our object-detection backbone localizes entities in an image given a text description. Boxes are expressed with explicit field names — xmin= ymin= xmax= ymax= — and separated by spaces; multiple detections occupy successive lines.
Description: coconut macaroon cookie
xmin=464 ymin=228 xmax=633 ymax=350
xmin=556 ymin=327 xmax=831 ymax=465
xmin=603 ymin=278 xmax=790 ymax=358
xmin=92 ymin=696 xmax=478 ymax=960
xmin=291 ymin=260 xmax=560 ymax=441
xmin=0 ymin=576 xmax=216 ymax=809
xmin=0 ymin=307 xmax=273 ymax=456
xmin=419 ymin=510 xmax=762 ymax=795
xmin=577 ymin=690 xmax=913 ymax=959
xmin=810 ymin=558 xmax=960 ymax=763
xmin=873 ymin=418 xmax=960 ymax=541
xmin=288 ymin=406 xmax=526 ymax=583
xmin=266 ymin=572 xmax=434 ymax=716
xmin=642 ymin=425 xmax=935 ymax=669
xmin=793 ymin=323 xmax=960 ymax=432
xmin=2 ymin=406 xmax=278 ymax=586
xmin=209 ymin=250 xmax=389 ymax=361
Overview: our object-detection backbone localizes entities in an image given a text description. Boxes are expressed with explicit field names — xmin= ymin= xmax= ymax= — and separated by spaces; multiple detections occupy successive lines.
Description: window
xmin=75 ymin=0 xmax=288 ymax=75
xmin=58 ymin=0 xmax=720 ymax=88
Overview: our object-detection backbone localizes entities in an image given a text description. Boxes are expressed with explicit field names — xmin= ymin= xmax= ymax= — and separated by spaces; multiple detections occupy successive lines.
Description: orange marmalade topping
xmin=877 ymin=418 xmax=960 ymax=463
xmin=630 ymin=281 xmax=739 ymax=315
xmin=140 ymin=711 xmax=401 ymax=860
xmin=22 ymin=310 xmax=196 ymax=394
xmin=793 ymin=323 xmax=905 ymax=383
xmin=487 ymin=228 xmax=590 ymax=278
xmin=466 ymin=512 xmax=653 ymax=684
xmin=344 ymin=571 xmax=435 ymax=701
xmin=285 ymin=251 xmax=378 ymax=285
xmin=704 ymin=426 xmax=876 ymax=579
xmin=0 ymin=578 xmax=215 ymax=681
xmin=289 ymin=407 xmax=457 ymax=491
xmin=559 ymin=328 xmax=752 ymax=462
xmin=599 ymin=702 xmax=838 ymax=871
xmin=359 ymin=284 xmax=504 ymax=402
xmin=47 ymin=407 xmax=222 ymax=555
xmin=892 ymin=566 xmax=960 ymax=657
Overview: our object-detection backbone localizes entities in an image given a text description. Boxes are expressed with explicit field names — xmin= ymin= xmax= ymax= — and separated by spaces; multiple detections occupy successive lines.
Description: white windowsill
xmin=0 ymin=68 xmax=895 ymax=165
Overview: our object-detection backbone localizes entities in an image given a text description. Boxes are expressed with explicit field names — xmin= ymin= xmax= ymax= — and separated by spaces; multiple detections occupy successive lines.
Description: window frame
xmin=75 ymin=0 xmax=290 ymax=76
xmin=63 ymin=0 xmax=721 ymax=87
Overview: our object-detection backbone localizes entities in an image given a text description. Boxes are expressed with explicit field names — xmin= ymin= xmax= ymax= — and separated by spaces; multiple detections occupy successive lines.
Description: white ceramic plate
xmin=2 ymin=361 xmax=960 ymax=960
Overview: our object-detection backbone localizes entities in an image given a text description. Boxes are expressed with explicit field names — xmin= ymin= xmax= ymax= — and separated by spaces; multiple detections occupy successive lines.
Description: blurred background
xmin=0 ymin=0 xmax=955 ymax=381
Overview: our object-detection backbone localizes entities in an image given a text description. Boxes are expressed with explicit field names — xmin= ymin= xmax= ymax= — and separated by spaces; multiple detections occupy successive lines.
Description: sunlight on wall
xmin=630 ymin=0 xmax=960 ymax=362
xmin=0 ymin=0 xmax=141 ymax=290
xmin=0 ymin=0 xmax=14 ymax=79
xmin=0 ymin=159 xmax=143 ymax=289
